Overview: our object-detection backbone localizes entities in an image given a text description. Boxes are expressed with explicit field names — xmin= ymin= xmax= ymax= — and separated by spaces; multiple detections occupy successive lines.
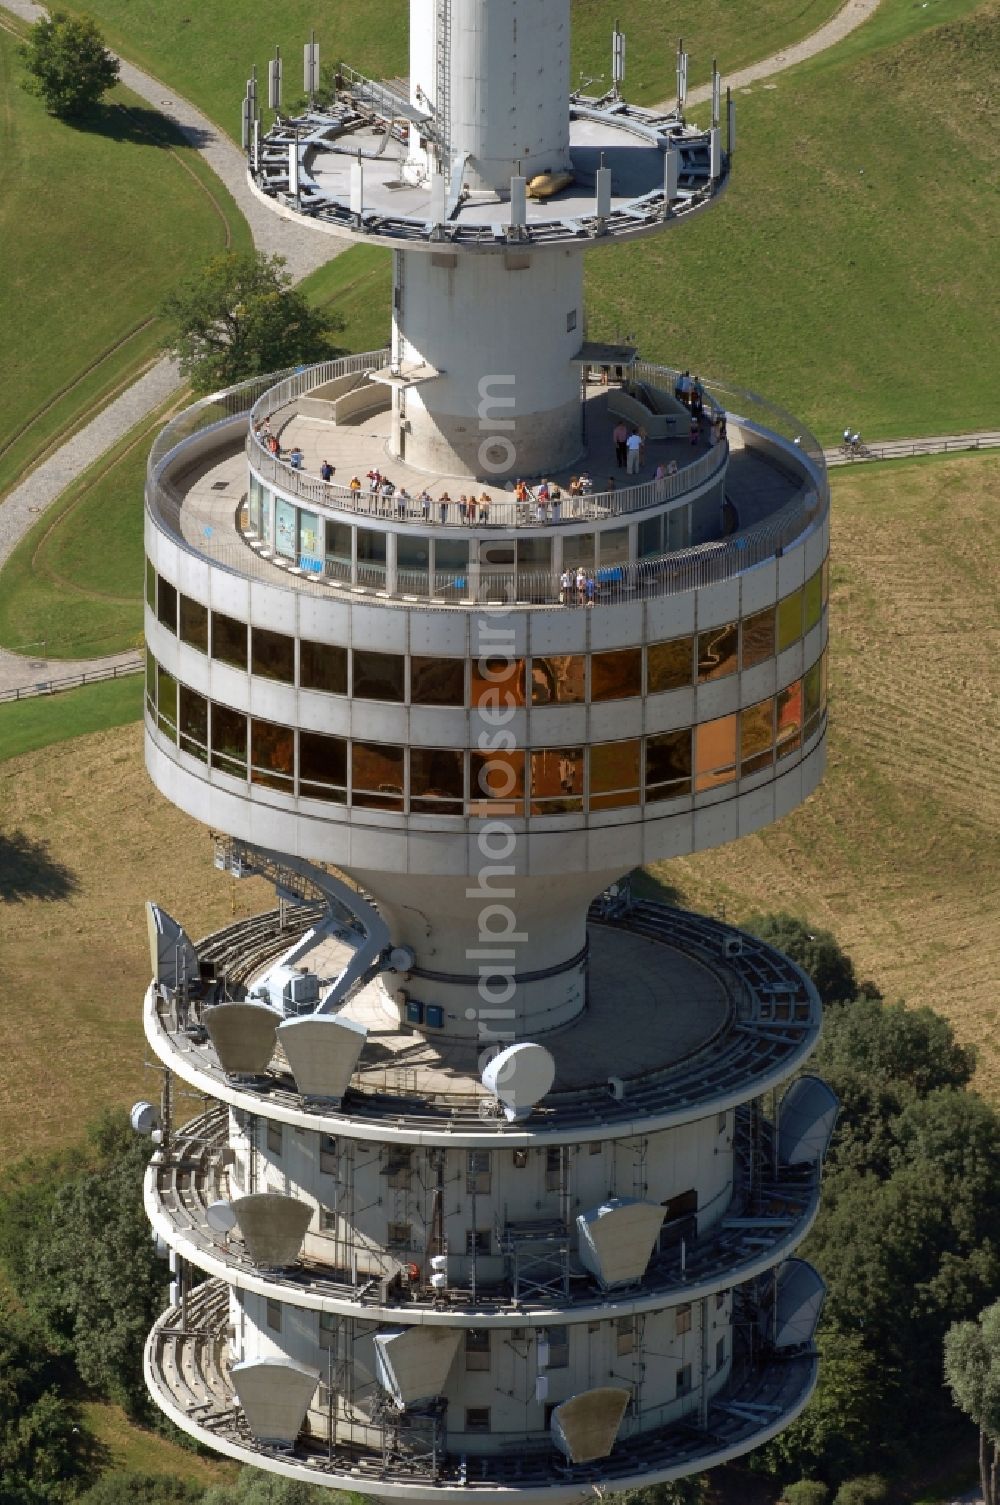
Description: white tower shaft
xmin=411 ymin=0 xmax=573 ymax=192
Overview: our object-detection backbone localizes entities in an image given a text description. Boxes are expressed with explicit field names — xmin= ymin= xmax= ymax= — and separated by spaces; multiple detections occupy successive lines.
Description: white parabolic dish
xmin=482 ymin=1042 xmax=556 ymax=1118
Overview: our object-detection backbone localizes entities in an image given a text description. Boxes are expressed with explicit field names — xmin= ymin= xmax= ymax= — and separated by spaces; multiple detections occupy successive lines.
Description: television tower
xmin=138 ymin=1 xmax=837 ymax=1497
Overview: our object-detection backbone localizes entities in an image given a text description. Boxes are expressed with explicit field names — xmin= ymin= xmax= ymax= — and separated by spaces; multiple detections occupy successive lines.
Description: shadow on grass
xmin=0 ymin=831 xmax=78 ymax=903
xmin=64 ymin=100 xmax=213 ymax=151
xmin=630 ymin=866 xmax=687 ymax=908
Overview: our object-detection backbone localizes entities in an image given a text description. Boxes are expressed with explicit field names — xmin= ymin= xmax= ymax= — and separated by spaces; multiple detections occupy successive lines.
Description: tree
xmin=1 ymin=1111 xmax=168 ymax=1418
xmin=201 ymin=1470 xmax=360 ymax=1505
xmin=160 ymin=252 xmax=344 ymax=395
xmin=812 ymin=996 xmax=976 ymax=1175
xmin=0 ymin=1298 xmax=97 ymax=1504
xmin=606 ymin=1482 xmax=708 ymax=1505
xmin=944 ymin=1299 xmax=1000 ymax=1505
xmin=831 ymin=1479 xmax=888 ymax=1505
xmin=79 ymin=1475 xmax=204 ymax=1505
xmin=19 ymin=12 xmax=119 ymax=118
xmin=757 ymin=1328 xmax=887 ymax=1483
xmin=741 ymin=912 xmax=862 ymax=1005
xmin=782 ymin=1484 xmax=829 ymax=1505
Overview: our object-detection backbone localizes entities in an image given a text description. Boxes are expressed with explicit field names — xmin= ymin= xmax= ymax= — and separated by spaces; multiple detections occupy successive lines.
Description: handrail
xmin=145 ymin=363 xmax=828 ymax=609
xmin=245 ymin=350 xmax=733 ymax=525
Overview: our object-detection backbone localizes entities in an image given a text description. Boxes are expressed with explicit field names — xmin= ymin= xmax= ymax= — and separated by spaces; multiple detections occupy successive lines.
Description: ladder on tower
xmin=435 ymin=0 xmax=452 ymax=176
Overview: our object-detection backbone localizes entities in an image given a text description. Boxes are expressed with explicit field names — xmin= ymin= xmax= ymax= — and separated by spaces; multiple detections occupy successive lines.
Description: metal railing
xmin=0 ymin=655 xmax=143 ymax=704
xmin=146 ymin=365 xmax=828 ymax=609
xmin=246 ymin=350 xmax=731 ymax=526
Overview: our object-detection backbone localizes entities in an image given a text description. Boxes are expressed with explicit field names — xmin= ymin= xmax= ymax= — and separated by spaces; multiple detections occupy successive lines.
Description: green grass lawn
xmin=0 ymin=676 xmax=143 ymax=761
xmin=0 ymin=403 xmax=169 ymax=659
xmin=0 ymin=28 xmax=251 ymax=500
xmin=55 ymin=0 xmax=845 ymax=136
xmin=585 ymin=0 xmax=998 ymax=441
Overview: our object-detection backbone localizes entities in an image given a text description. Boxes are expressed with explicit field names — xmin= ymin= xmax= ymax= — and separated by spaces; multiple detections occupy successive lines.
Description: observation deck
xmin=144 ymin=900 xmax=822 ymax=1147
xmin=249 ymin=92 xmax=728 ymax=253
xmin=145 ymin=1277 xmax=816 ymax=1503
xmin=147 ymin=357 xmax=826 ymax=610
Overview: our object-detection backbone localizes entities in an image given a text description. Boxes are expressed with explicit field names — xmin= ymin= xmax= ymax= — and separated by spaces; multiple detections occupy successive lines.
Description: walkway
xmin=675 ymin=0 xmax=883 ymax=109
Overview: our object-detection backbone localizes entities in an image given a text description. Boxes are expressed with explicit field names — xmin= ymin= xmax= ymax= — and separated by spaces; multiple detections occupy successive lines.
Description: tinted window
xmin=300 ymin=731 xmax=347 ymax=801
xmin=411 ymin=748 xmax=464 ymax=814
xmin=741 ymin=607 xmax=775 ymax=670
xmin=645 ymin=731 xmax=692 ymax=801
xmin=179 ymin=594 xmax=208 ymax=654
xmin=251 ymin=627 xmax=295 ymax=684
xmin=647 ymin=638 xmax=693 ymax=694
xmin=210 ymin=703 xmax=247 ymax=776
xmin=179 ymin=686 xmax=208 ymax=762
xmin=211 ymin=612 xmax=248 ymax=670
xmin=300 ymin=640 xmax=347 ymax=695
xmin=694 ymin=715 xmax=737 ymax=791
xmin=591 ymin=648 xmax=642 ymax=702
xmin=530 ymin=748 xmax=583 ymax=813
xmin=411 ymin=657 xmax=465 ymax=706
xmin=251 ymin=719 xmax=295 ymax=789
xmin=590 ymin=740 xmax=641 ymax=809
xmin=157 ymin=578 xmax=177 ymax=634
xmin=530 ymin=655 xmax=585 ymax=705
xmin=352 ymin=742 xmax=404 ymax=810
xmin=353 ymin=650 xmax=405 ymax=702
xmin=697 ymin=622 xmax=738 ymax=682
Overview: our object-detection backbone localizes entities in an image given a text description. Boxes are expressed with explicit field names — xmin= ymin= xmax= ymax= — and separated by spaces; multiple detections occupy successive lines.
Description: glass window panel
xmin=530 ymin=655 xmax=585 ymax=706
xmin=591 ymin=648 xmax=642 ymax=702
xmin=821 ymin=557 xmax=830 ymax=606
xmin=590 ymin=740 xmax=641 ymax=809
xmin=742 ymin=607 xmax=775 ymax=670
xmin=469 ymin=750 xmax=525 ymax=815
xmin=530 ymin=748 xmax=584 ymax=814
xmin=179 ymin=685 xmax=208 ymax=762
xmin=562 ymin=533 xmax=595 ymax=571
xmin=251 ymin=719 xmax=295 ymax=790
xmin=275 ymin=498 xmax=296 ymax=558
xmin=251 ymin=627 xmax=295 ymax=684
xmin=211 ymin=612 xmax=247 ymax=671
xmin=179 ymin=594 xmax=208 ymax=654
xmin=398 ymin=535 xmax=430 ymax=570
xmin=776 ymin=680 xmax=803 ymax=759
xmin=357 ymin=528 xmax=387 ymax=564
xmin=353 ymin=650 xmax=405 ymax=702
xmin=647 ymin=637 xmax=694 ymax=694
xmin=645 ymin=730 xmax=692 ymax=801
xmin=156 ymin=664 xmax=177 ymax=738
xmin=777 ymin=589 xmax=803 ymax=653
xmin=740 ymin=698 xmax=775 ymax=775
xmin=471 ymin=657 xmax=527 ymax=709
xmin=411 ymin=657 xmax=465 ymax=706
xmin=803 ymin=571 xmax=823 ymax=635
xmin=697 ymin=622 xmax=738 ymax=682
xmin=145 ymin=649 xmax=156 ymax=718
xmin=145 ymin=558 xmax=156 ymax=610
xmin=517 ymin=536 xmax=552 ymax=569
xmin=260 ymin=488 xmax=273 ymax=547
xmin=436 ymin=538 xmax=470 ymax=570
xmin=248 ymin=475 xmax=263 ymax=533
xmin=298 ymin=510 xmax=321 ymax=564
xmin=325 ymin=520 xmax=352 ymax=567
xmin=638 ymin=516 xmax=663 ymax=559
xmin=599 ymin=527 xmax=629 ymax=566
xmin=695 ymin=715 xmax=737 ymax=791
xmin=411 ymin=748 xmax=464 ymax=813
xmin=210 ymin=703 xmax=247 ymax=776
xmin=803 ymin=662 xmax=822 ymax=739
xmin=300 ymin=731 xmax=347 ymax=801
xmin=352 ymin=742 xmax=404 ymax=810
xmin=300 ymin=640 xmax=347 ymax=696
xmin=157 ymin=577 xmax=177 ymax=634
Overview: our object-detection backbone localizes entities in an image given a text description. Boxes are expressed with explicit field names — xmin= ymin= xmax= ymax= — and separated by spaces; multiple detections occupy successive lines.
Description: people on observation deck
xmin=613 ymin=419 xmax=628 ymax=469
xmin=320 ymin=460 xmax=335 ymax=482
xmin=626 ymin=428 xmax=642 ymax=474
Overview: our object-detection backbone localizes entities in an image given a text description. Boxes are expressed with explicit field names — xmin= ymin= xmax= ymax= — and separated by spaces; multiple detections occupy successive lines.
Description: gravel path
xmin=675 ymin=0 xmax=882 ymax=109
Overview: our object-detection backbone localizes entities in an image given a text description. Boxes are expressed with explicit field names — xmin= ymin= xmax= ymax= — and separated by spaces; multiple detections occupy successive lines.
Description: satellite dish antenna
xmin=206 ymin=1200 xmax=238 ymax=1234
xmin=482 ymin=1043 xmax=556 ymax=1121
xmin=130 ymin=1101 xmax=161 ymax=1136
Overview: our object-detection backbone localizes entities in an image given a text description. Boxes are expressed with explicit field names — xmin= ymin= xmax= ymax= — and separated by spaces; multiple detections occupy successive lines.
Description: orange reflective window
xmin=741 ymin=608 xmax=775 ymax=670
xmin=530 ymin=655 xmax=585 ymax=705
xmin=776 ymin=680 xmax=802 ymax=759
xmin=694 ymin=715 xmax=737 ymax=791
xmin=530 ymin=748 xmax=584 ymax=814
xmin=591 ymin=648 xmax=642 ymax=702
xmin=471 ymin=656 xmax=527 ymax=709
xmin=469 ymin=750 xmax=525 ymax=816
xmin=590 ymin=740 xmax=641 ymax=809
xmin=647 ymin=637 xmax=694 ymax=694
xmin=740 ymin=699 xmax=774 ymax=776
xmin=697 ymin=622 xmax=738 ymax=682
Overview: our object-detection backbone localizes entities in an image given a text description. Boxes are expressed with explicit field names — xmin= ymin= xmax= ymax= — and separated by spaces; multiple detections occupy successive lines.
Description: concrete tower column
xmin=392 ymin=246 xmax=584 ymax=478
xmin=410 ymin=0 xmax=572 ymax=192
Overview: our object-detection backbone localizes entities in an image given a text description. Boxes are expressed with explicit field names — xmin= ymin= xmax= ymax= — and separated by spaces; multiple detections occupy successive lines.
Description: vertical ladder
xmin=435 ymin=0 xmax=452 ymax=175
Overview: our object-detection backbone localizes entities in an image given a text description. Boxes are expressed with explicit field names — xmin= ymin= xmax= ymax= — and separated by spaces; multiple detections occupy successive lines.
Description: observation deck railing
xmin=146 ymin=363 xmax=827 ymax=609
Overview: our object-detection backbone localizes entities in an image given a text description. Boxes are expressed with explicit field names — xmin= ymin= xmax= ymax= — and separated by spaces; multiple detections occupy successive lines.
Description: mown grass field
xmin=0 ymin=25 xmax=252 ymax=502
xmin=0 ymin=674 xmax=143 ymax=759
xmin=55 ymin=0 xmax=842 ymax=134
xmin=1 ymin=452 xmax=996 ymax=1180
xmin=586 ymin=0 xmax=1000 ymax=441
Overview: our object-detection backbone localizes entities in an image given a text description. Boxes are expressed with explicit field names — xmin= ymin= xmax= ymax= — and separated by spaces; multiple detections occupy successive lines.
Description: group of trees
xmin=740 ymin=915 xmax=1000 ymax=1500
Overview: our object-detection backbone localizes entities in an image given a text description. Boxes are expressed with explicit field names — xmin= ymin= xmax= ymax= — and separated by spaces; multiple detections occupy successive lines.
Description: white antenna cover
xmin=130 ymin=1100 xmax=161 ymax=1136
xmin=482 ymin=1043 xmax=556 ymax=1120
xmin=206 ymin=1200 xmax=238 ymax=1234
